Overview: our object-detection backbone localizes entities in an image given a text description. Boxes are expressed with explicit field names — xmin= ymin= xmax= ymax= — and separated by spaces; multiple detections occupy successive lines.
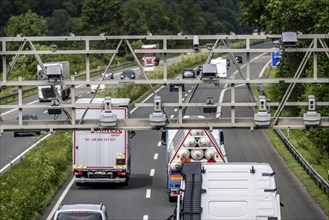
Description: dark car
xmin=120 ymin=69 xmax=135 ymax=79
xmin=14 ymin=114 xmax=41 ymax=137
xmin=235 ymin=56 xmax=243 ymax=64
xmin=169 ymin=83 xmax=185 ymax=92
xmin=102 ymin=68 xmax=114 ymax=79
xmin=182 ymin=68 xmax=196 ymax=78
xmin=226 ymin=58 xmax=231 ymax=67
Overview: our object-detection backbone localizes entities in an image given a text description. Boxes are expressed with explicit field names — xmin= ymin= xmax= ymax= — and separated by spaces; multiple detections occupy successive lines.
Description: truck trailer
xmin=73 ymin=98 xmax=134 ymax=186
xmin=162 ymin=129 xmax=228 ymax=202
xmin=168 ymin=162 xmax=282 ymax=220
xmin=210 ymin=57 xmax=228 ymax=78
xmin=37 ymin=61 xmax=71 ymax=102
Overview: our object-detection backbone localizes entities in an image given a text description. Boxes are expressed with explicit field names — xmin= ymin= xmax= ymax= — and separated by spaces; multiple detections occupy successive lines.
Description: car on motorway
xmin=182 ymin=68 xmax=196 ymax=78
xmin=235 ymin=55 xmax=243 ymax=64
xmin=53 ymin=203 xmax=108 ymax=220
xmin=14 ymin=114 xmax=41 ymax=137
xmin=102 ymin=68 xmax=114 ymax=79
xmin=169 ymin=83 xmax=185 ymax=92
xmin=90 ymin=83 xmax=106 ymax=93
xmin=120 ymin=69 xmax=136 ymax=79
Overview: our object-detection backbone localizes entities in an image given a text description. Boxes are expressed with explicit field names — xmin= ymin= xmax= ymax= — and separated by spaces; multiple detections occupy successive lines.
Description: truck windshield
xmin=57 ymin=212 xmax=103 ymax=220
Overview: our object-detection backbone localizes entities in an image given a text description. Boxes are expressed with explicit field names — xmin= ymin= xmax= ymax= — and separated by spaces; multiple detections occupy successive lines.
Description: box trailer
xmin=73 ymin=98 xmax=134 ymax=186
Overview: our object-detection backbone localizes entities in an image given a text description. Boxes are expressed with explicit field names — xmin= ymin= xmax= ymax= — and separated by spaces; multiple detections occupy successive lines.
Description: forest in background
xmin=0 ymin=0 xmax=248 ymax=37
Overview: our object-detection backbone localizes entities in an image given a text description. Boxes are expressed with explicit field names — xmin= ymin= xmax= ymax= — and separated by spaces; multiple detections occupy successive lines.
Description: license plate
xmin=95 ymin=172 xmax=106 ymax=175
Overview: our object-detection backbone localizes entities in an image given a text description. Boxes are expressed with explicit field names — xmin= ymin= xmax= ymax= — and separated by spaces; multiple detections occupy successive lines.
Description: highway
xmin=1 ymin=43 xmax=328 ymax=219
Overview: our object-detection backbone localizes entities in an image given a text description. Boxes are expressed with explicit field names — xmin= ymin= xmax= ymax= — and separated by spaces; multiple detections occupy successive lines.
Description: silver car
xmin=53 ymin=203 xmax=108 ymax=220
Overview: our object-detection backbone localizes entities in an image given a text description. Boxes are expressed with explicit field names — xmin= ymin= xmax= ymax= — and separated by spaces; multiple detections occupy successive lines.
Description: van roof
xmin=202 ymin=64 xmax=217 ymax=73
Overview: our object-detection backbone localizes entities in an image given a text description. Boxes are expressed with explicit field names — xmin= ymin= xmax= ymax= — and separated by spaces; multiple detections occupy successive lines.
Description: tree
xmin=6 ymin=10 xmax=47 ymax=36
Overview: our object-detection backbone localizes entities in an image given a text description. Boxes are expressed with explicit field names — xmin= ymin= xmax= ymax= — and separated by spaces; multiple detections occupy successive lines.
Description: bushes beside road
xmin=0 ymin=132 xmax=72 ymax=220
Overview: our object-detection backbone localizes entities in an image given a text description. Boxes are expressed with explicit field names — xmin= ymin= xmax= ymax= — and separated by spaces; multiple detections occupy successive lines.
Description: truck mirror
xmin=161 ymin=131 xmax=166 ymax=145
xmin=219 ymin=130 xmax=224 ymax=145
xmin=130 ymin=131 xmax=136 ymax=138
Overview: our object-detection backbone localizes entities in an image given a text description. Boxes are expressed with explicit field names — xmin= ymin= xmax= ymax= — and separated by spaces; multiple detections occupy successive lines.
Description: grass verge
xmin=264 ymin=129 xmax=329 ymax=216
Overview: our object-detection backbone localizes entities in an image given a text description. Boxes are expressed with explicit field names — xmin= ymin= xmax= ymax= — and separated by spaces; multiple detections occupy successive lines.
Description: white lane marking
xmin=130 ymin=86 xmax=165 ymax=113
xmin=170 ymin=114 xmax=174 ymax=119
xmin=182 ymin=98 xmax=185 ymax=101
xmin=184 ymin=93 xmax=188 ymax=97
xmin=174 ymin=108 xmax=177 ymax=112
xmin=259 ymin=60 xmax=272 ymax=78
xmin=150 ymin=169 xmax=155 ymax=176
xmin=157 ymin=141 xmax=161 ymax=147
xmin=188 ymin=90 xmax=192 ymax=92
xmin=1 ymin=100 xmax=39 ymax=116
xmin=153 ymin=153 xmax=158 ymax=160
xmin=143 ymin=215 xmax=149 ymax=220
xmin=0 ymin=133 xmax=52 ymax=175
xmin=46 ymin=176 xmax=75 ymax=220
xmin=43 ymin=110 xmax=47 ymax=114
xmin=146 ymin=189 xmax=151 ymax=198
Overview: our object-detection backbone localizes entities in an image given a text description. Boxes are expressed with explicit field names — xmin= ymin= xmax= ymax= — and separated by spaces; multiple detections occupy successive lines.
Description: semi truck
xmin=210 ymin=57 xmax=228 ymax=78
xmin=37 ymin=61 xmax=71 ymax=102
xmin=168 ymin=162 xmax=282 ymax=220
xmin=73 ymin=98 xmax=135 ymax=186
xmin=162 ymin=129 xmax=228 ymax=202
xmin=141 ymin=44 xmax=160 ymax=66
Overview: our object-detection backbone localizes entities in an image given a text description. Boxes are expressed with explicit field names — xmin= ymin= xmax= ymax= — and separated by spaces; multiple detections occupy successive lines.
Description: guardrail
xmin=0 ymin=61 xmax=135 ymax=103
xmin=275 ymin=129 xmax=329 ymax=195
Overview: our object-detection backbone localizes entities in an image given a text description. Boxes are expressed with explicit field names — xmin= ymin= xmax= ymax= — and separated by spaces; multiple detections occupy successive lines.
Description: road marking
xmin=46 ymin=176 xmax=75 ymax=220
xmin=153 ymin=153 xmax=158 ymax=160
xmin=0 ymin=100 xmax=39 ymax=116
xmin=143 ymin=215 xmax=149 ymax=220
xmin=188 ymin=90 xmax=192 ymax=92
xmin=0 ymin=133 xmax=52 ymax=175
xmin=130 ymin=86 xmax=165 ymax=113
xmin=157 ymin=141 xmax=161 ymax=147
xmin=150 ymin=169 xmax=155 ymax=176
xmin=43 ymin=110 xmax=47 ymax=114
xmin=146 ymin=189 xmax=151 ymax=198
xmin=184 ymin=93 xmax=188 ymax=97
xmin=182 ymin=98 xmax=185 ymax=101
xmin=174 ymin=108 xmax=177 ymax=112
xmin=170 ymin=114 xmax=174 ymax=119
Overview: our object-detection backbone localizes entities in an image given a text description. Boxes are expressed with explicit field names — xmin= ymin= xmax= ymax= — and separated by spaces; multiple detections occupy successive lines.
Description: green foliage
xmin=6 ymin=10 xmax=47 ymax=37
xmin=0 ymin=131 xmax=72 ymax=220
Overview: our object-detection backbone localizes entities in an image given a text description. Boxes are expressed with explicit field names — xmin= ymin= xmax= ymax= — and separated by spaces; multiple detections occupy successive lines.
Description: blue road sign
xmin=272 ymin=52 xmax=281 ymax=67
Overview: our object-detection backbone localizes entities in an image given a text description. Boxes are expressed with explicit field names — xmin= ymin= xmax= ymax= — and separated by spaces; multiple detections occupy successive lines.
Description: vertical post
xmin=163 ymin=39 xmax=167 ymax=80
xmin=18 ymin=76 xmax=23 ymax=126
xmin=2 ymin=41 xmax=6 ymax=82
xmin=178 ymin=84 xmax=183 ymax=124
xmin=246 ymin=38 xmax=251 ymax=80
xmin=231 ymin=68 xmax=235 ymax=124
xmin=85 ymin=40 xmax=90 ymax=82
xmin=71 ymin=75 xmax=76 ymax=126
xmin=313 ymin=38 xmax=318 ymax=80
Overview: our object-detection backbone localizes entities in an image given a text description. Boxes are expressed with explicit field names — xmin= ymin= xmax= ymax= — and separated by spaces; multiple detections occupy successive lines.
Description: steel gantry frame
xmin=0 ymin=34 xmax=329 ymax=132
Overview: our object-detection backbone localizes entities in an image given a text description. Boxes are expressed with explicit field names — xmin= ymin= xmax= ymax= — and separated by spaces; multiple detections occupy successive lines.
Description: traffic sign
xmin=272 ymin=52 xmax=281 ymax=67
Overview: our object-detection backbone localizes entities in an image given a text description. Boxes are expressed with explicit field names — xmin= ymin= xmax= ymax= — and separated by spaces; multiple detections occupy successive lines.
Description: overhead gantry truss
xmin=1 ymin=34 xmax=329 ymax=132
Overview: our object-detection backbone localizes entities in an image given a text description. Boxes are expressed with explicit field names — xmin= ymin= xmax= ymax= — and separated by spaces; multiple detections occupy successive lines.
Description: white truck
xmin=210 ymin=57 xmax=228 ymax=78
xmin=162 ymin=128 xmax=228 ymax=202
xmin=37 ymin=61 xmax=71 ymax=102
xmin=168 ymin=162 xmax=282 ymax=220
xmin=73 ymin=98 xmax=135 ymax=186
